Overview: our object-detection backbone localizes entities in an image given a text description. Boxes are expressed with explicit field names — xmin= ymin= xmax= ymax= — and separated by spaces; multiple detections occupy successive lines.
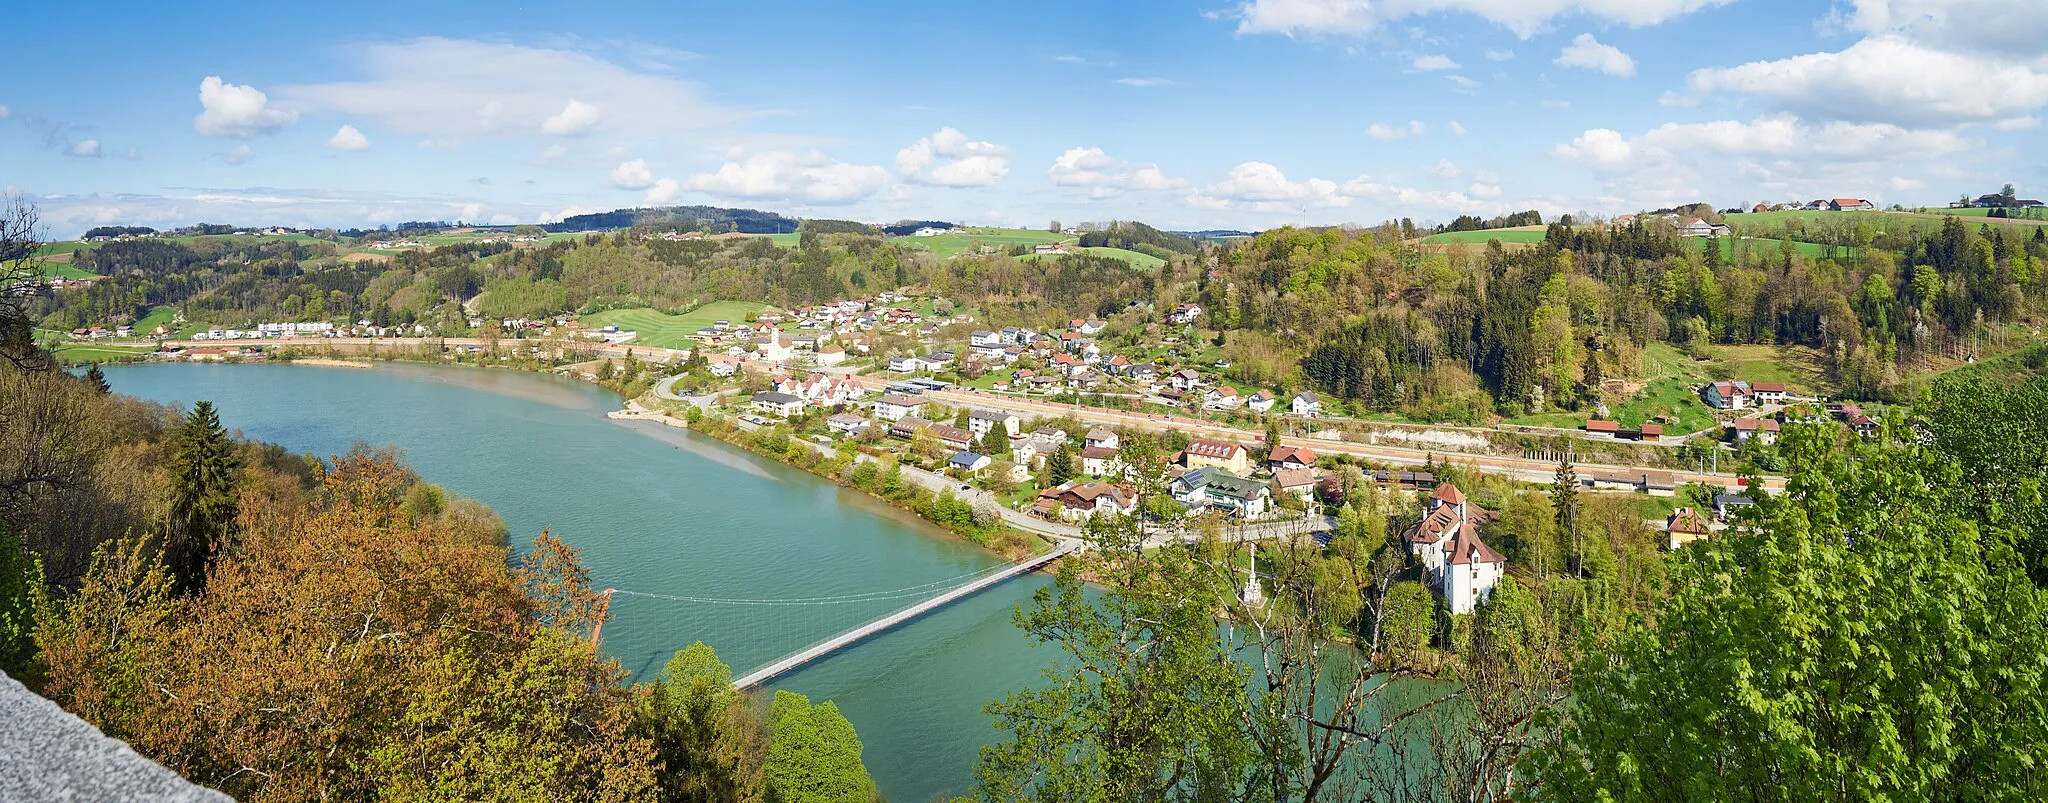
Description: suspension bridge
xmin=602 ymin=540 xmax=1083 ymax=690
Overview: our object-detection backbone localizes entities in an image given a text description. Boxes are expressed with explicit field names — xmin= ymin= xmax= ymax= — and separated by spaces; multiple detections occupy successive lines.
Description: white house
xmin=1247 ymin=390 xmax=1277 ymax=414
xmin=1169 ymin=303 xmax=1204 ymax=325
xmin=1171 ymin=468 xmax=1273 ymax=519
xmin=1032 ymin=481 xmax=1137 ymax=521
xmin=967 ymin=409 xmax=1021 ymax=439
xmin=1400 ymin=483 xmax=1505 ymax=615
xmin=1730 ymin=416 xmax=1781 ymax=446
xmin=826 ymin=413 xmax=872 ymax=437
xmin=947 ymin=451 xmax=993 ymax=476
xmin=751 ymin=392 xmax=805 ymax=418
xmin=1704 ymin=380 xmax=1753 ymax=410
xmin=1080 ymin=446 xmax=1120 ymax=477
xmin=1273 ymin=468 xmax=1318 ymax=502
xmin=814 ymin=345 xmax=847 ymax=366
xmin=1291 ymin=392 xmax=1322 ymax=417
xmin=871 ymin=394 xmax=926 ymax=422
xmin=1203 ymin=386 xmax=1242 ymax=410
xmin=1084 ymin=427 xmax=1119 ymax=450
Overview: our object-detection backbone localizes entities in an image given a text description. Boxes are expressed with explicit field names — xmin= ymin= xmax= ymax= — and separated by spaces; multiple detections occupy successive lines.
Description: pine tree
xmin=83 ymin=364 xmax=111 ymax=393
xmin=1551 ymin=457 xmax=1581 ymax=578
xmin=166 ymin=401 xmax=241 ymax=595
xmin=1047 ymin=441 xmax=1075 ymax=486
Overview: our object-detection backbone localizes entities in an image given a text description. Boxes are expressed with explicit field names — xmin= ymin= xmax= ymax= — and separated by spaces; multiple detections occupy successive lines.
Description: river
xmin=99 ymin=361 xmax=1054 ymax=801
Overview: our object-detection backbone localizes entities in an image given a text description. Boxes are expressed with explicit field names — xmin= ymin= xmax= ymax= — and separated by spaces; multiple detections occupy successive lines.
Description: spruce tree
xmin=84 ymin=364 xmax=111 ymax=393
xmin=1551 ymin=457 xmax=1581 ymax=578
xmin=1047 ymin=441 xmax=1075 ymax=486
xmin=166 ymin=401 xmax=241 ymax=595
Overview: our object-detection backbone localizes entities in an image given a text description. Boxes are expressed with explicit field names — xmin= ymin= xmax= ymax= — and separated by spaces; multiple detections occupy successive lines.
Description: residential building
xmin=1730 ymin=416 xmax=1781 ymax=446
xmin=871 ymin=394 xmax=926 ymax=422
xmin=947 ymin=452 xmax=992 ymax=475
xmin=1170 ymin=368 xmax=1204 ymax=390
xmin=1273 ymin=468 xmax=1318 ymax=502
xmin=1247 ymin=389 xmax=1277 ymax=413
xmin=1181 ymin=439 xmax=1250 ymax=473
xmin=751 ymin=392 xmax=805 ymax=418
xmin=1400 ymin=483 xmax=1506 ymax=615
xmin=826 ymin=413 xmax=872 ymax=437
xmin=814 ymin=345 xmax=847 ymax=366
xmin=1666 ymin=507 xmax=1714 ymax=550
xmin=1266 ymin=445 xmax=1318 ymax=474
xmin=928 ymin=424 xmax=976 ymax=450
xmin=1032 ymin=480 xmax=1136 ymax=521
xmin=1291 ymin=392 xmax=1322 ymax=417
xmin=1704 ymin=380 xmax=1754 ymax=410
xmin=1169 ymin=303 xmax=1204 ymax=324
xmin=1080 ymin=446 xmax=1120 ymax=477
xmin=1084 ymin=427 xmax=1119 ymax=450
xmin=967 ymin=409 xmax=1020 ymax=439
xmin=1203 ymin=385 xmax=1242 ymax=410
xmin=1712 ymin=493 xmax=1755 ymax=521
xmin=1749 ymin=381 xmax=1789 ymax=405
xmin=889 ymin=416 xmax=934 ymax=440
xmin=1171 ymin=468 xmax=1274 ymax=518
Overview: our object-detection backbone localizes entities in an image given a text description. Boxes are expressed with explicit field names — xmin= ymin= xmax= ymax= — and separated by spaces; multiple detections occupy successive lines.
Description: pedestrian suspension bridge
xmin=601 ymin=540 xmax=1081 ymax=690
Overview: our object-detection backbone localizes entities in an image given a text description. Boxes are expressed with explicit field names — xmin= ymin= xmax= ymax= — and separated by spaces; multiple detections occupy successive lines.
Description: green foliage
xmin=165 ymin=400 xmax=240 ymax=596
xmin=0 ymin=517 xmax=43 ymax=676
xmin=766 ymin=690 xmax=877 ymax=803
xmin=83 ymin=364 xmax=110 ymax=393
xmin=637 ymin=642 xmax=767 ymax=801
xmin=1918 ymin=374 xmax=2048 ymax=585
xmin=1046 ymin=441 xmax=1075 ymax=486
xmin=1531 ymin=426 xmax=2048 ymax=800
xmin=1381 ymin=581 xmax=1436 ymax=657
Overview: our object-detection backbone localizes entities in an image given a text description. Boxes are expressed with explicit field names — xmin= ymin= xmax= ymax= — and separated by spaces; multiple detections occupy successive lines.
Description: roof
xmin=928 ymin=424 xmax=974 ymax=443
xmin=968 ymin=409 xmax=1013 ymax=422
xmin=1080 ymin=446 xmax=1119 ymax=460
xmin=1586 ymin=419 xmax=1620 ymax=432
xmin=1732 ymin=417 xmax=1781 ymax=432
xmin=1430 ymin=482 xmax=1467 ymax=505
xmin=1294 ymin=391 xmax=1320 ymax=404
xmin=1210 ymin=386 xmax=1238 ymax=397
xmin=875 ymin=394 xmax=924 ymax=407
xmin=1269 ymin=445 xmax=1317 ymax=465
xmin=1444 ymin=526 xmax=1507 ymax=566
xmin=948 ymin=452 xmax=989 ymax=468
xmin=1750 ymin=381 xmax=1787 ymax=393
xmin=1274 ymin=467 xmax=1317 ymax=489
xmin=1086 ymin=427 xmax=1115 ymax=441
xmin=891 ymin=416 xmax=933 ymax=432
xmin=1184 ymin=439 xmax=1245 ymax=459
xmin=1639 ymin=423 xmax=1664 ymax=436
xmin=826 ymin=413 xmax=868 ymax=425
xmin=1181 ymin=468 xmax=1268 ymax=500
xmin=753 ymin=392 xmax=803 ymax=405
xmin=1668 ymin=507 xmax=1713 ymax=534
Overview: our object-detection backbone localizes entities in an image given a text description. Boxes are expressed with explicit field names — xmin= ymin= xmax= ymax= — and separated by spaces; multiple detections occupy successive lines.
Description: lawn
xmin=53 ymin=343 xmax=156 ymax=364
xmin=133 ymin=307 xmax=180 ymax=334
xmin=578 ymin=301 xmax=771 ymax=349
xmin=1420 ymin=226 xmax=1548 ymax=245
xmin=29 ymin=261 xmax=102 ymax=279
xmin=31 ymin=241 xmax=99 ymax=257
xmin=894 ymin=228 xmax=1074 ymax=260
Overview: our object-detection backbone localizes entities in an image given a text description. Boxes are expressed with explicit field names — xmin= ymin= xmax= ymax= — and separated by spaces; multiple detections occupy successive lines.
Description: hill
xmin=577 ymin=301 xmax=771 ymax=349
xmin=1076 ymin=221 xmax=1200 ymax=255
xmin=546 ymin=205 xmax=799 ymax=234
xmin=894 ymin=228 xmax=1074 ymax=260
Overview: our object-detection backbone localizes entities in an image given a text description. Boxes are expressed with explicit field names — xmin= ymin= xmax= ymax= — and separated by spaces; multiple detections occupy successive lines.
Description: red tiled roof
xmin=1268 ymin=445 xmax=1318 ymax=466
xmin=1668 ymin=507 xmax=1713 ymax=534
xmin=1185 ymin=439 xmax=1244 ymax=459
xmin=1274 ymin=468 xmax=1317 ymax=488
xmin=1445 ymin=527 xmax=1507 ymax=566
xmin=1586 ymin=419 xmax=1620 ymax=432
xmin=1639 ymin=423 xmax=1664 ymax=436
xmin=1430 ymin=483 xmax=1467 ymax=505
xmin=1750 ymin=381 xmax=1786 ymax=393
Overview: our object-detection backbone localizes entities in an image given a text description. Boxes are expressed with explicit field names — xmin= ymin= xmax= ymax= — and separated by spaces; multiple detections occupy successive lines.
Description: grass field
xmin=1711 ymin=237 xmax=1834 ymax=259
xmin=893 ymin=228 xmax=1074 ymax=260
xmin=132 ymin=307 xmax=180 ymax=334
xmin=1420 ymin=226 xmax=1548 ymax=245
xmin=578 ymin=301 xmax=771 ymax=349
xmin=1904 ymin=207 xmax=2048 ymax=221
xmin=30 ymin=261 xmax=102 ymax=279
xmin=1728 ymin=209 xmax=2048 ymax=234
xmin=52 ymin=343 xmax=156 ymax=364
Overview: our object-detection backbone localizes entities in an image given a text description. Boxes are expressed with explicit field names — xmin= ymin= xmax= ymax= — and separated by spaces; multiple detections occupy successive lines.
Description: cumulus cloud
xmin=1411 ymin=54 xmax=1461 ymax=71
xmin=1365 ymin=120 xmax=1428 ymax=140
xmin=225 ymin=145 xmax=253 ymax=165
xmin=1469 ymin=181 xmax=1503 ymax=198
xmin=1448 ymin=120 xmax=1469 ymax=137
xmin=1226 ymin=0 xmax=1734 ymax=39
xmin=1338 ymin=175 xmax=1488 ymax=213
xmin=1556 ymin=33 xmax=1636 ymax=77
xmin=610 ymin=159 xmax=655 ymax=189
xmin=1115 ymin=77 xmax=1174 ymax=87
xmin=1430 ymin=159 xmax=1462 ymax=180
xmin=326 ymin=124 xmax=370 ymax=151
xmin=1189 ymin=162 xmax=1349 ymax=211
xmin=643 ymin=177 xmax=682 ymax=204
xmin=22 ymin=188 xmax=559 ymax=239
xmin=1688 ymin=35 xmax=2048 ymax=126
xmin=895 ymin=127 xmax=1010 ymax=187
xmin=276 ymin=38 xmax=762 ymax=144
xmin=1047 ymin=147 xmax=1188 ymax=198
xmin=193 ymin=76 xmax=298 ymax=138
xmin=686 ymin=150 xmax=892 ymax=204
xmin=1551 ymin=128 xmax=1634 ymax=170
xmin=69 ymin=139 xmax=101 ymax=158
xmin=1446 ymin=74 xmax=1482 ymax=91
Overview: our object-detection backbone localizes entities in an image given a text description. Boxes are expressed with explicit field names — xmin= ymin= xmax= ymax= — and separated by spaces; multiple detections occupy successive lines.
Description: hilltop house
xmin=1169 ymin=303 xmax=1204 ymax=325
xmin=1291 ymin=392 xmax=1322 ymax=417
xmin=1830 ymin=198 xmax=1875 ymax=211
xmin=1400 ymin=483 xmax=1506 ymax=615
xmin=1180 ymin=439 xmax=1250 ymax=473
xmin=1704 ymin=380 xmax=1754 ymax=410
xmin=1171 ymin=468 xmax=1274 ymax=519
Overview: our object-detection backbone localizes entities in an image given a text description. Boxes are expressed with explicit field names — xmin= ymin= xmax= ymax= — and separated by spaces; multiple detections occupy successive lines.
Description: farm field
xmin=1710 ymin=237 xmax=1833 ymax=259
xmin=1420 ymin=226 xmax=1547 ymax=245
xmin=51 ymin=343 xmax=156 ymax=363
xmin=131 ymin=307 xmax=180 ymax=334
xmin=1904 ymin=207 xmax=2048 ymax=221
xmin=1020 ymin=246 xmax=1166 ymax=270
xmin=893 ymin=228 xmax=1074 ymax=260
xmin=577 ymin=301 xmax=771 ymax=349
xmin=30 ymin=261 xmax=103 ymax=279
xmin=1728 ymin=209 xmax=2048 ymax=234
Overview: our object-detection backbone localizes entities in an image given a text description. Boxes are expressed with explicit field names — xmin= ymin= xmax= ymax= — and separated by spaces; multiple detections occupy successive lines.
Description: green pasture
xmin=578 ymin=301 xmax=771 ymax=349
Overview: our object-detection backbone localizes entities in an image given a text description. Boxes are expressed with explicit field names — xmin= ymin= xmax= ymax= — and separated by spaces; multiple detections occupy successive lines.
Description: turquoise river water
xmin=100 ymin=361 xmax=1054 ymax=801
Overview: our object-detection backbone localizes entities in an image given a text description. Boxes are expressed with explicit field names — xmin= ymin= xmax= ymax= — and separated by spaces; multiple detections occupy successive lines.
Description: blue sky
xmin=6 ymin=0 xmax=2046 ymax=236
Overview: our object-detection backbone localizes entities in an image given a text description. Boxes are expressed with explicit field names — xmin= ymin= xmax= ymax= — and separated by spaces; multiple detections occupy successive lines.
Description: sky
xmin=5 ymin=0 xmax=2046 ymax=237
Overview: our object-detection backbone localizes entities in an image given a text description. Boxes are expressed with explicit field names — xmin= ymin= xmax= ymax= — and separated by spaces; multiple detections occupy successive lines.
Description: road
xmin=837 ymin=375 xmax=1783 ymax=492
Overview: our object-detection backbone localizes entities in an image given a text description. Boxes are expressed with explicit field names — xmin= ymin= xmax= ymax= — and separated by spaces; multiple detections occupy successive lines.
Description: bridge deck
xmin=733 ymin=540 xmax=1081 ymax=690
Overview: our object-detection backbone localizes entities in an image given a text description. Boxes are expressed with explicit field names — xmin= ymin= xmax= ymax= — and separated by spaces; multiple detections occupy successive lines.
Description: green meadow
xmin=577 ymin=301 xmax=772 ymax=349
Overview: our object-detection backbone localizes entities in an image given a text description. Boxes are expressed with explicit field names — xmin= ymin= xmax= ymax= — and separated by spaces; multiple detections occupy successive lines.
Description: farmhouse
xmin=1830 ymin=198 xmax=1875 ymax=211
xmin=1704 ymin=380 xmax=1754 ymax=409
xmin=1730 ymin=416 xmax=1781 ymax=446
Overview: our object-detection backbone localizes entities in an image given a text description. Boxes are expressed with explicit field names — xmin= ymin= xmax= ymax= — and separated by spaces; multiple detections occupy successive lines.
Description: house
xmin=1171 ymin=468 xmax=1274 ymax=519
xmin=793 ymin=373 xmax=864 ymax=406
xmin=1170 ymin=368 xmax=1204 ymax=390
xmin=1084 ymin=427 xmax=1119 ymax=450
xmin=1291 ymin=392 xmax=1323 ymax=417
xmin=706 ymin=354 xmax=741 ymax=377
xmin=1848 ymin=414 xmax=1880 ymax=438
xmin=1246 ymin=389 xmax=1277 ymax=413
xmin=889 ymin=416 xmax=934 ymax=440
xmin=1704 ymin=380 xmax=1754 ymax=410
xmin=1203 ymin=385 xmax=1242 ymax=410
xmin=871 ymin=394 xmax=926 ymax=422
xmin=826 ymin=413 xmax=872 ymax=437
xmin=970 ymin=330 xmax=1004 ymax=347
xmin=814 ymin=345 xmax=847 ymax=366
xmin=1080 ymin=446 xmax=1120 ymax=477
xmin=928 ymin=424 xmax=976 ymax=450
xmin=1712 ymin=493 xmax=1755 ymax=521
xmin=888 ymin=356 xmax=925 ymax=373
xmin=1266 ymin=445 xmax=1318 ymax=474
xmin=1075 ymin=319 xmax=1106 ymax=335
xmin=1749 ymin=382 xmax=1789 ymax=405
xmin=1675 ymin=218 xmax=1730 ymax=237
xmin=1730 ymin=416 xmax=1781 ymax=446
xmin=1585 ymin=419 xmax=1621 ymax=435
xmin=1169 ymin=303 xmax=1204 ymax=325
xmin=922 ymin=350 xmax=955 ymax=370
xmin=751 ymin=392 xmax=806 ymax=418
xmin=1273 ymin=468 xmax=1318 ymax=502
xmin=1400 ymin=483 xmax=1506 ymax=615
xmin=1830 ymin=198 xmax=1875 ymax=211
xmin=1666 ymin=507 xmax=1714 ymax=550
xmin=967 ymin=409 xmax=1021 ymax=439
xmin=1180 ymin=438 xmax=1250 ymax=473
xmin=1033 ymin=481 xmax=1137 ymax=521
xmin=756 ymin=328 xmax=795 ymax=362
xmin=1636 ymin=423 xmax=1663 ymax=442
xmin=947 ymin=452 xmax=992 ymax=476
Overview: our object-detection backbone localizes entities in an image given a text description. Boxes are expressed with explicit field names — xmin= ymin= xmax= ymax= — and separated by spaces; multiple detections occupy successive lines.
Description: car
xmin=959 ymin=484 xmax=974 ymax=492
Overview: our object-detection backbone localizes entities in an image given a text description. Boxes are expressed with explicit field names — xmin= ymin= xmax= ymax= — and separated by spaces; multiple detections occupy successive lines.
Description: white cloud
xmin=1996 ymin=116 xmax=2042 ymax=131
xmin=326 ymin=124 xmax=370 ymax=151
xmin=1047 ymin=147 xmax=1189 ymax=199
xmin=68 ymin=140 xmax=100 ymax=158
xmin=643 ymin=177 xmax=682 ymax=204
xmin=1338 ymin=175 xmax=1489 ymax=213
xmin=1430 ymin=159 xmax=1463 ymax=180
xmin=1469 ymin=181 xmax=1503 ymax=198
xmin=540 ymin=144 xmax=568 ymax=161
xmin=686 ymin=150 xmax=892 ymax=204
xmin=225 ymin=145 xmax=253 ymax=165
xmin=1657 ymin=90 xmax=1701 ymax=108
xmin=1115 ymin=77 xmax=1174 ymax=87
xmin=1189 ymin=161 xmax=1350 ymax=211
xmin=1551 ymin=128 xmax=1634 ymax=170
xmin=1412 ymin=54 xmax=1461 ymax=71
xmin=1485 ymin=48 xmax=1516 ymax=61
xmin=1889 ymin=175 xmax=1926 ymax=191
xmin=1227 ymin=0 xmax=1735 ymax=39
xmin=541 ymin=99 xmax=602 ymax=136
xmin=610 ymin=159 xmax=655 ymax=189
xmin=895 ymin=127 xmax=1010 ymax=187
xmin=1688 ymin=35 xmax=2048 ymax=126
xmin=277 ymin=38 xmax=761 ymax=144
xmin=1365 ymin=120 xmax=1427 ymax=140
xmin=1448 ymin=120 xmax=1469 ymax=137
xmin=1446 ymin=74 xmax=1481 ymax=90
xmin=1835 ymin=0 xmax=2048 ymax=61
xmin=1555 ymin=33 xmax=1636 ymax=77
xmin=193 ymin=76 xmax=298 ymax=138
xmin=0 ymin=105 xmax=10 ymax=118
